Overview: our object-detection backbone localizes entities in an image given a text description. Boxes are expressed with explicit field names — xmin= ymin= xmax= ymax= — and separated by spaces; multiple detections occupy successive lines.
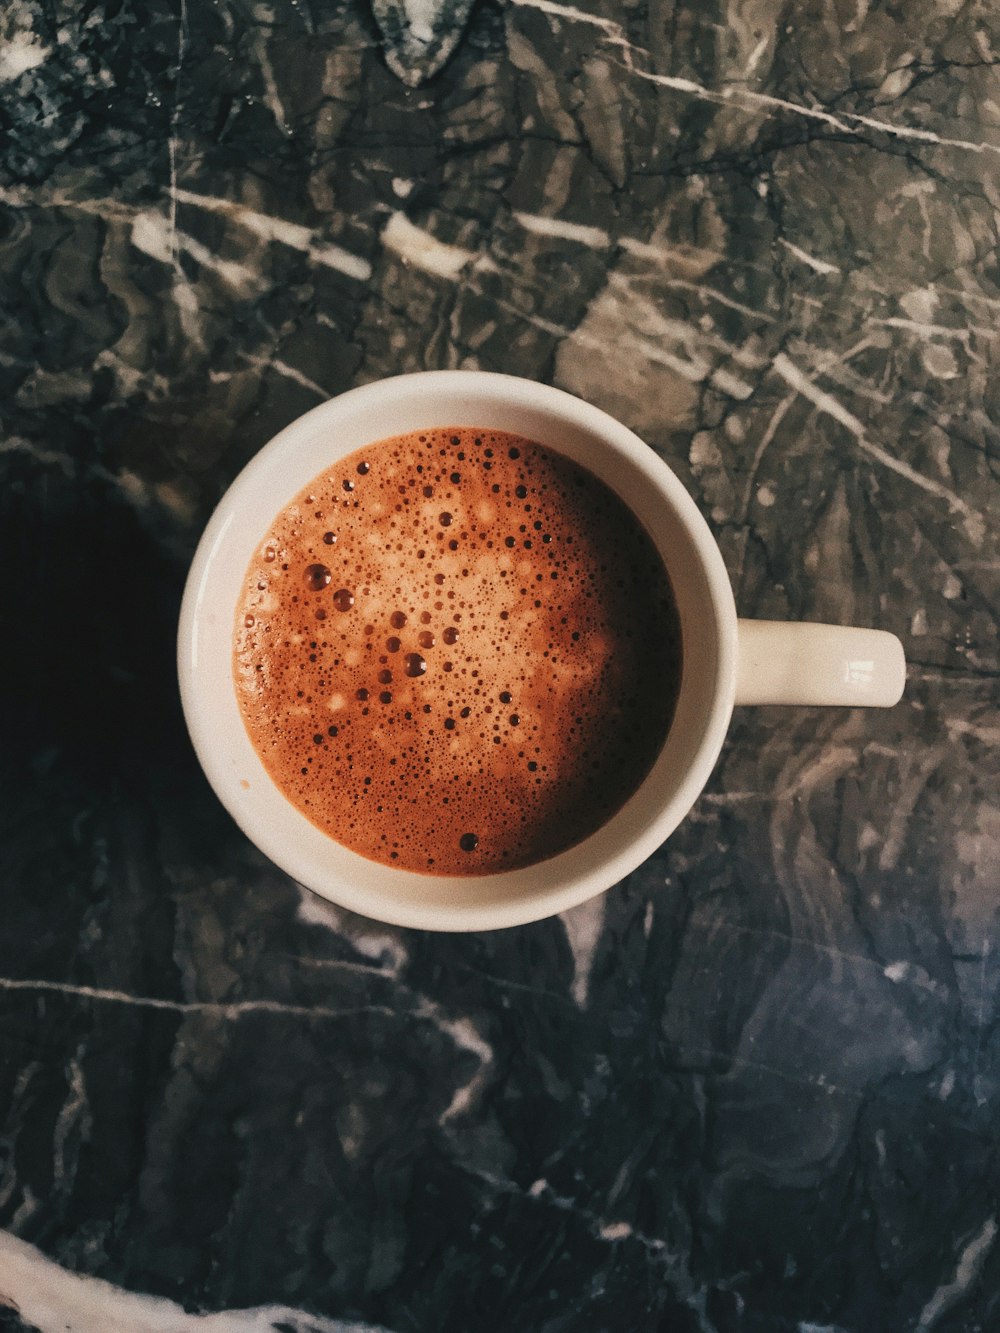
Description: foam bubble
xmin=304 ymin=564 xmax=332 ymax=591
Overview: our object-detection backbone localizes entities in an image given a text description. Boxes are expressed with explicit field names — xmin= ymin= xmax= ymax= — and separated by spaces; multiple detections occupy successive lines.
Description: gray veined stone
xmin=370 ymin=0 xmax=477 ymax=86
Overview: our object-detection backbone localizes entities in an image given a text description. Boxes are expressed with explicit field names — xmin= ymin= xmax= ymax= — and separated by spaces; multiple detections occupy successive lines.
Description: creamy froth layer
xmin=233 ymin=428 xmax=681 ymax=874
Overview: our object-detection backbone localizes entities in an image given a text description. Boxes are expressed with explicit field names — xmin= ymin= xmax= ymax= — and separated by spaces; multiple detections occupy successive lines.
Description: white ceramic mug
xmin=178 ymin=372 xmax=905 ymax=931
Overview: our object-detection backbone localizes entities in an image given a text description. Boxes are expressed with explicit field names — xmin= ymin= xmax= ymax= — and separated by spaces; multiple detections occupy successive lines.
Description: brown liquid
xmin=233 ymin=428 xmax=681 ymax=874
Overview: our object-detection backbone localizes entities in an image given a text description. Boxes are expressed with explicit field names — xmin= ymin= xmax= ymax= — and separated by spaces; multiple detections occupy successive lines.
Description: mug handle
xmin=735 ymin=620 xmax=906 ymax=707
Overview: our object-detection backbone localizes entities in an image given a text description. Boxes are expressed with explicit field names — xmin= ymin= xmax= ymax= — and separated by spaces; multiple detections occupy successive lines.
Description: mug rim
xmin=177 ymin=371 xmax=738 ymax=930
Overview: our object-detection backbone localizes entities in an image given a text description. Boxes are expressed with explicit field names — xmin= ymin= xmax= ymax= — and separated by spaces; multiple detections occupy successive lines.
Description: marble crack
xmin=877 ymin=750 xmax=950 ymax=872
xmin=0 ymin=976 xmax=493 ymax=1124
xmin=508 ymin=0 xmax=642 ymax=59
xmin=739 ymin=391 xmax=795 ymax=522
xmin=467 ymin=1168 xmax=680 ymax=1262
xmin=611 ymin=59 xmax=1000 ymax=161
xmin=459 ymin=1170 xmax=716 ymax=1328
xmin=0 ymin=950 xmax=495 ymax=1126
xmin=671 ymin=1044 xmax=861 ymax=1100
xmin=291 ymin=934 xmax=493 ymax=1124
xmin=241 ymin=352 xmax=331 ymax=400
xmin=166 ymin=0 xmax=188 ymax=272
xmin=721 ymin=923 xmax=900 ymax=978
xmin=0 ymin=975 xmax=395 ymax=1022
xmin=771 ymin=352 xmax=984 ymax=539
xmin=254 ymin=32 xmax=293 ymax=138
xmin=454 ymin=962 xmax=577 ymax=1008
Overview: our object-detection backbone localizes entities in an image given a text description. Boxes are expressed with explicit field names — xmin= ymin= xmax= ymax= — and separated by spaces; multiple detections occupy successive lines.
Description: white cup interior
xmin=178 ymin=373 xmax=738 ymax=930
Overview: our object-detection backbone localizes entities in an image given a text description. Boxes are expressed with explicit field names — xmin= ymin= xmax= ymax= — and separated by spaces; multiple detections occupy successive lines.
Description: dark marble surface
xmin=2 ymin=0 xmax=999 ymax=1329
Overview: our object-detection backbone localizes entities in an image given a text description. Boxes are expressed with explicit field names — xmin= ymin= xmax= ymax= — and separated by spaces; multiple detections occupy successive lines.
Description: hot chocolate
xmin=233 ymin=428 xmax=681 ymax=874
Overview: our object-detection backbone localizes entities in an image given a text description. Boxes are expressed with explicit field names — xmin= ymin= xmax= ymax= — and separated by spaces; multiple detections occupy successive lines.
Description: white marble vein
xmin=254 ymin=31 xmax=293 ymax=138
xmin=877 ymin=315 xmax=998 ymax=343
xmin=0 ymin=1231 xmax=394 ymax=1333
xmin=504 ymin=0 xmax=1000 ymax=174
xmin=513 ymin=209 xmax=611 ymax=249
xmin=0 ymin=435 xmax=77 ymax=475
xmin=618 ymin=58 xmax=1000 ymax=160
xmin=508 ymin=0 xmax=635 ymax=49
xmin=0 ymin=17 xmax=50 ymax=83
xmin=778 ymin=238 xmax=841 ymax=276
xmin=916 ymin=1216 xmax=998 ymax=1331
xmin=295 ymin=888 xmax=409 ymax=976
xmin=172 ymin=189 xmax=373 ymax=281
xmin=51 ymin=1055 xmax=89 ymax=1188
xmin=511 ymin=212 xmax=773 ymax=319
xmin=561 ymin=895 xmax=606 ymax=1007
xmin=0 ymin=974 xmax=395 ymax=1022
xmin=132 ymin=211 xmax=259 ymax=292
xmin=0 ymin=972 xmax=494 ymax=1123
xmin=295 ymin=896 xmax=493 ymax=1123
xmin=381 ymin=210 xmax=475 ymax=277
xmin=771 ymin=352 xmax=984 ymax=539
xmin=433 ymin=1013 xmax=494 ymax=1121
xmin=242 ymin=352 xmax=331 ymax=399
xmin=945 ymin=718 xmax=1000 ymax=746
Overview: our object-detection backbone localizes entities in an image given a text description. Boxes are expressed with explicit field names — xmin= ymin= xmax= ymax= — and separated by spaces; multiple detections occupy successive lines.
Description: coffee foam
xmin=234 ymin=428 xmax=681 ymax=874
